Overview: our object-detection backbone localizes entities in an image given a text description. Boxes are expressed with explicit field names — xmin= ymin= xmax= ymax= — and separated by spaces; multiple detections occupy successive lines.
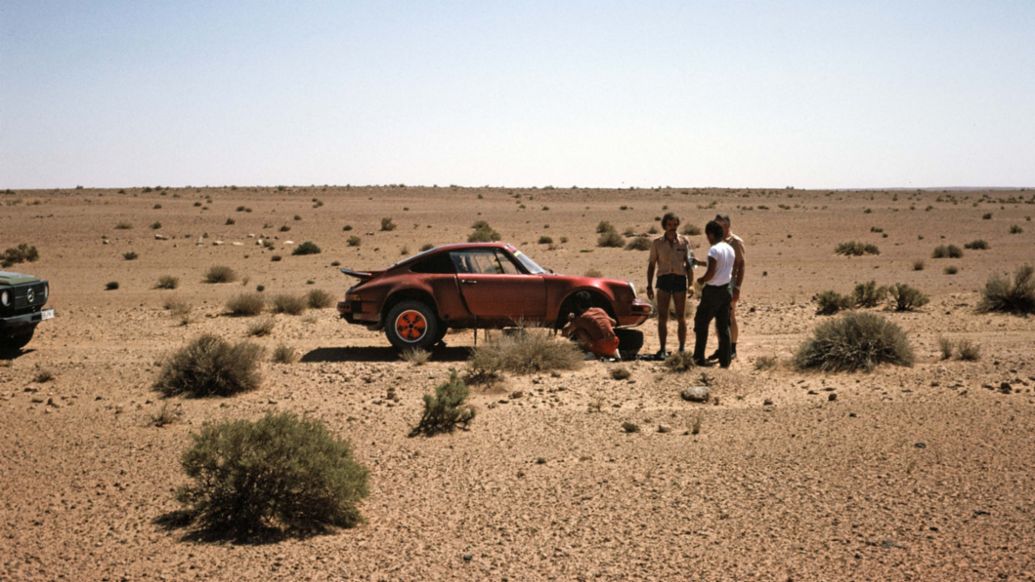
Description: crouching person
xmin=692 ymin=221 xmax=735 ymax=368
xmin=562 ymin=291 xmax=620 ymax=359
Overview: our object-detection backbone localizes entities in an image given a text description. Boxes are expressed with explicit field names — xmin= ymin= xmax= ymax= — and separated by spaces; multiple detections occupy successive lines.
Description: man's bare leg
xmin=672 ymin=291 xmax=688 ymax=352
xmin=656 ymin=289 xmax=672 ymax=354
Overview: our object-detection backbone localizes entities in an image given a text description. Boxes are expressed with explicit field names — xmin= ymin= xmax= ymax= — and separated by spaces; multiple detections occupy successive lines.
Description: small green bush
xmin=155 ymin=275 xmax=179 ymax=290
xmin=852 ymin=280 xmax=887 ymax=308
xmin=1009 ymin=224 xmax=1023 ymax=234
xmin=624 ymin=236 xmax=651 ymax=251
xmin=468 ymin=222 xmax=501 ymax=242
xmin=888 ymin=283 xmax=929 ymax=311
xmin=226 ymin=293 xmax=265 ymax=316
xmin=205 ymin=265 xmax=237 ymax=284
xmin=347 ymin=235 xmax=361 ymax=247
xmin=814 ymin=290 xmax=852 ymax=315
xmin=410 ymin=370 xmax=475 ymax=436
xmin=380 ymin=217 xmax=397 ymax=231
xmin=175 ymin=412 xmax=369 ymax=538
xmin=306 ymin=289 xmax=334 ymax=309
xmin=468 ymin=330 xmax=583 ymax=376
xmin=271 ymin=294 xmax=307 ymax=315
xmin=978 ymin=264 xmax=1035 ymax=315
xmin=794 ymin=312 xmax=913 ymax=372
xmin=292 ymin=241 xmax=321 ymax=256
xmin=538 ymin=235 xmax=553 ymax=244
xmin=835 ymin=241 xmax=880 ymax=256
xmin=154 ymin=335 xmax=262 ymax=397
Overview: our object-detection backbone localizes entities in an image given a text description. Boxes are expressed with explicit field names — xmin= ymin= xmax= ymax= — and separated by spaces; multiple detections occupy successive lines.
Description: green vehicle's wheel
xmin=0 ymin=326 xmax=35 ymax=356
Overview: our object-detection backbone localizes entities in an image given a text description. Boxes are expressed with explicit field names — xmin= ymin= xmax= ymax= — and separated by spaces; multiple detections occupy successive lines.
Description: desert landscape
xmin=1 ymin=185 xmax=1034 ymax=581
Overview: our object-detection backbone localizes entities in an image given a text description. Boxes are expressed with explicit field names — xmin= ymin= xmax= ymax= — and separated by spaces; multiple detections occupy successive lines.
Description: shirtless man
xmin=709 ymin=214 xmax=745 ymax=361
xmin=646 ymin=212 xmax=694 ymax=357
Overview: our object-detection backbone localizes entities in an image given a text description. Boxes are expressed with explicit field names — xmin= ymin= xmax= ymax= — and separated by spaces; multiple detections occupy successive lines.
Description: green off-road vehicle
xmin=0 ymin=271 xmax=53 ymax=355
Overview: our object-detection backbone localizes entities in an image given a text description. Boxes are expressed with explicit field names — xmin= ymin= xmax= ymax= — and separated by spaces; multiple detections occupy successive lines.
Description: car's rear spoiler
xmin=340 ymin=267 xmax=379 ymax=281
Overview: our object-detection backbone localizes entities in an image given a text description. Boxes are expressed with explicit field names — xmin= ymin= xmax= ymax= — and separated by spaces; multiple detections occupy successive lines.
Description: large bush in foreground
xmin=411 ymin=370 xmax=475 ymax=436
xmin=155 ymin=335 xmax=262 ymax=396
xmin=794 ymin=312 xmax=913 ymax=372
xmin=468 ymin=330 xmax=583 ymax=376
xmin=176 ymin=412 xmax=369 ymax=538
xmin=978 ymin=264 xmax=1035 ymax=315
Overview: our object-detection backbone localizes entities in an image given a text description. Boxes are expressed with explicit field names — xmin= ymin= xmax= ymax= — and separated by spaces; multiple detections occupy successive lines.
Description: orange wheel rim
xmin=395 ymin=310 xmax=428 ymax=343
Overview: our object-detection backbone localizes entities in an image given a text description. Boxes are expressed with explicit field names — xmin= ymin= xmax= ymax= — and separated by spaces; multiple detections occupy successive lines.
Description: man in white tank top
xmin=691 ymin=221 xmax=735 ymax=368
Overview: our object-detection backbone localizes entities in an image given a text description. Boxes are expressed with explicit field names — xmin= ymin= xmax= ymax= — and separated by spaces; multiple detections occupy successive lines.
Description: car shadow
xmin=300 ymin=346 xmax=471 ymax=363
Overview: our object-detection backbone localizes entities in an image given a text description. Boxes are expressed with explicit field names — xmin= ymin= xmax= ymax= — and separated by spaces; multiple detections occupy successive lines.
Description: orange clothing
xmin=589 ymin=336 xmax=621 ymax=358
xmin=575 ymin=307 xmax=616 ymax=343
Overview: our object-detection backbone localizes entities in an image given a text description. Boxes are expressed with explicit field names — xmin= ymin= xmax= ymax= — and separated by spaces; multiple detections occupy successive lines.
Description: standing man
xmin=693 ymin=221 xmax=735 ymax=368
xmin=709 ymin=213 xmax=746 ymax=361
xmin=646 ymin=212 xmax=694 ymax=358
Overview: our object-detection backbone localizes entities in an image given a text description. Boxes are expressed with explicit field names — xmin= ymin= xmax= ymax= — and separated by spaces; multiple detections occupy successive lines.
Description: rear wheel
xmin=384 ymin=300 xmax=441 ymax=352
xmin=0 ymin=326 xmax=35 ymax=356
xmin=615 ymin=328 xmax=644 ymax=361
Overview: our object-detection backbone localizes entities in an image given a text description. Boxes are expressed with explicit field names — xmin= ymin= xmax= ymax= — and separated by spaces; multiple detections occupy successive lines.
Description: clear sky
xmin=2 ymin=1 xmax=1033 ymax=190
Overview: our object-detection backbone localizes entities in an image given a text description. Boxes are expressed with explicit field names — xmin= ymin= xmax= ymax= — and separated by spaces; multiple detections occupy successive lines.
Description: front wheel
xmin=0 ymin=326 xmax=35 ymax=356
xmin=384 ymin=300 xmax=441 ymax=351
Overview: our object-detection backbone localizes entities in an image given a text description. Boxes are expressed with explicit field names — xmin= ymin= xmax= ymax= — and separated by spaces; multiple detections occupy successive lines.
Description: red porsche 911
xmin=337 ymin=242 xmax=651 ymax=352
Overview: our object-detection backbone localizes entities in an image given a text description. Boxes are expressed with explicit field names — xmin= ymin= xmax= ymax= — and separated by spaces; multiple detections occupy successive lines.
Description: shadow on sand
xmin=300 ymin=345 xmax=471 ymax=363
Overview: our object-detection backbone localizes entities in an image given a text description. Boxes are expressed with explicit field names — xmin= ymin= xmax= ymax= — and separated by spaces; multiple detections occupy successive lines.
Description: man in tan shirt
xmin=646 ymin=213 xmax=695 ymax=357
xmin=709 ymin=214 xmax=745 ymax=361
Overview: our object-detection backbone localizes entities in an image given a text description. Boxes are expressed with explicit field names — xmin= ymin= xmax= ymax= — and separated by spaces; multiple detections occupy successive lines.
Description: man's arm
xmin=646 ymin=245 xmax=657 ymax=299
xmin=683 ymin=253 xmax=695 ymax=293
xmin=732 ymin=241 xmax=746 ymax=300
xmin=697 ymin=257 xmax=717 ymax=286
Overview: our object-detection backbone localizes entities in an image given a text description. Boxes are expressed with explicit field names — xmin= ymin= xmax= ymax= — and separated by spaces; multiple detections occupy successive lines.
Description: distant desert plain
xmin=2 ymin=185 xmax=1034 ymax=581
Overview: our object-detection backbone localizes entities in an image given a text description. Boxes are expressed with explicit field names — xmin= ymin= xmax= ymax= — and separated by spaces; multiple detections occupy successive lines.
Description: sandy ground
xmin=1 ymin=185 xmax=1034 ymax=581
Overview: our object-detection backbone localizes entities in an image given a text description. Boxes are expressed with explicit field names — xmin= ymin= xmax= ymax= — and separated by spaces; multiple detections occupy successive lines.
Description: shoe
xmin=654 ymin=349 xmax=669 ymax=360
xmin=693 ymin=358 xmax=714 ymax=367
xmin=706 ymin=350 xmax=720 ymax=362
xmin=730 ymin=352 xmax=737 ymax=360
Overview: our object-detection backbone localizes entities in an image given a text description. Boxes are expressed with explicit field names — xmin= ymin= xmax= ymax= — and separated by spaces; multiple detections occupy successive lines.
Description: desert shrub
xmin=538 ymin=235 xmax=553 ymax=244
xmin=964 ymin=240 xmax=989 ymax=250
xmin=955 ymin=339 xmax=981 ymax=361
xmin=150 ymin=221 xmax=162 ymax=230
xmin=888 ymin=283 xmax=929 ymax=311
xmin=584 ymin=268 xmax=604 ymax=278
xmin=1010 ymin=224 xmax=1023 ymax=234
xmin=664 ymin=351 xmax=695 ymax=372
xmin=913 ymin=260 xmax=925 ymax=271
xmin=468 ymin=330 xmax=583 ymax=376
xmin=977 ymin=264 xmax=1035 ymax=315
xmin=681 ymin=225 xmax=702 ymax=236
xmin=982 ymin=212 xmax=992 ymax=219
xmin=156 ymin=275 xmax=179 ymax=290
xmin=932 ymin=244 xmax=962 ymax=259
xmin=306 ymin=289 xmax=334 ymax=309
xmin=150 ymin=401 xmax=183 ymax=427
xmin=944 ymin=266 xmax=958 ymax=275
xmin=468 ymin=221 xmax=501 ymax=242
xmin=380 ymin=217 xmax=397 ymax=231
xmin=611 ymin=367 xmax=631 ymax=380
xmin=835 ymin=241 xmax=880 ymax=256
xmin=175 ymin=412 xmax=369 ymax=538
xmin=226 ymin=293 xmax=265 ymax=316
xmin=938 ymin=336 xmax=953 ymax=360
xmin=292 ymin=241 xmax=321 ymax=256
xmin=105 ymin=281 xmax=119 ymax=290
xmin=754 ymin=355 xmax=777 ymax=371
xmin=154 ymin=335 xmax=262 ymax=397
xmin=347 ymin=236 xmax=361 ymax=247
xmin=205 ymin=265 xmax=237 ymax=284
xmin=272 ymin=344 xmax=297 ymax=364
xmin=622 ymin=227 xmax=636 ymax=237
xmin=410 ymin=370 xmax=475 ymax=436
xmin=814 ymin=290 xmax=852 ymax=315
xmin=794 ymin=312 xmax=913 ymax=372
xmin=1 ymin=244 xmax=39 ymax=268
xmin=271 ymin=255 xmax=282 ymax=262
xmin=247 ymin=318 xmax=275 ymax=337
xmin=625 ymin=236 xmax=651 ymax=251
xmin=123 ymin=251 xmax=139 ymax=260
xmin=271 ymin=294 xmax=307 ymax=315
xmin=597 ymin=229 xmax=624 ymax=248
xmin=34 ymin=368 xmax=54 ymax=383
xmin=401 ymin=348 xmax=430 ymax=366
xmin=852 ymin=280 xmax=887 ymax=308
xmin=114 ymin=221 xmax=132 ymax=230
xmin=596 ymin=220 xmax=615 ymax=234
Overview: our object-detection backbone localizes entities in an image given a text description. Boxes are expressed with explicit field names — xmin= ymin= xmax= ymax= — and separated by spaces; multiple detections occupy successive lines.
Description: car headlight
xmin=1 ymin=290 xmax=8 ymax=306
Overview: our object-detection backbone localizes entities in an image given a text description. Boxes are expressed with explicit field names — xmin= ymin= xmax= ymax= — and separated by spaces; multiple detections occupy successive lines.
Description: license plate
xmin=40 ymin=309 xmax=55 ymax=321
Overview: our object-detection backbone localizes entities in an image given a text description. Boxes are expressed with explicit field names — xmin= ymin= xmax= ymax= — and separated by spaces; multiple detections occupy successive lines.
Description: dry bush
xmin=1010 ymin=224 xmax=1023 ymax=234
xmin=794 ymin=312 xmax=913 ymax=372
xmin=380 ymin=217 xmax=397 ymax=231
xmin=538 ymin=235 xmax=553 ymax=244
xmin=1 ymin=243 xmax=39 ymax=268
xmin=347 ymin=235 xmax=361 ymax=247
xmin=175 ymin=412 xmax=369 ymax=539
xmin=272 ymin=344 xmax=297 ymax=364
xmin=597 ymin=228 xmax=624 ymax=248
xmin=624 ymin=236 xmax=651 ymax=251
xmin=938 ymin=336 xmax=953 ymax=360
xmin=664 ymin=351 xmax=696 ymax=372
xmin=292 ymin=241 xmax=321 ymax=256
xmin=410 ymin=370 xmax=474 ymax=436
xmin=247 ymin=318 xmax=275 ymax=337
xmin=681 ymin=224 xmax=702 ymax=236
xmin=306 ymin=289 xmax=334 ymax=309
xmin=943 ymin=266 xmax=959 ymax=275
xmin=835 ymin=241 xmax=880 ymax=256
xmin=468 ymin=330 xmax=583 ymax=376
xmin=205 ymin=265 xmax=237 ymax=284
xmin=754 ymin=355 xmax=777 ymax=371
xmin=932 ymin=244 xmax=962 ymax=259
xmin=913 ymin=260 xmax=925 ymax=271
xmin=955 ymin=339 xmax=981 ymax=361
xmin=33 ymin=368 xmax=54 ymax=383
xmin=226 ymin=293 xmax=265 ymax=316
xmin=584 ymin=268 xmax=604 ymax=278
xmin=105 ymin=281 xmax=119 ymax=290
xmin=468 ymin=221 xmax=501 ymax=242
xmin=611 ymin=366 xmax=631 ymax=380
xmin=964 ymin=240 xmax=989 ymax=250
xmin=888 ymin=283 xmax=929 ymax=311
xmin=978 ymin=265 xmax=1035 ymax=315
xmin=123 ymin=251 xmax=139 ymax=261
xmin=150 ymin=401 xmax=183 ymax=427
xmin=154 ymin=335 xmax=262 ymax=397
xmin=596 ymin=220 xmax=614 ymax=234
xmin=271 ymin=294 xmax=307 ymax=315
xmin=401 ymin=348 xmax=430 ymax=366
xmin=814 ymin=290 xmax=852 ymax=315
xmin=155 ymin=275 xmax=179 ymax=290
xmin=852 ymin=280 xmax=887 ymax=308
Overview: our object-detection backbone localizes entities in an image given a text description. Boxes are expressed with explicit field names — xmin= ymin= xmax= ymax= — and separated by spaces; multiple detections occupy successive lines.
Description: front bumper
xmin=617 ymin=299 xmax=652 ymax=327
xmin=0 ymin=308 xmax=54 ymax=332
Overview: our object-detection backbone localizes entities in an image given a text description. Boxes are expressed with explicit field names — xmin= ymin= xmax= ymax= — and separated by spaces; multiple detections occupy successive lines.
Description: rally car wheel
xmin=385 ymin=300 xmax=441 ymax=351
xmin=0 ymin=327 xmax=35 ymax=356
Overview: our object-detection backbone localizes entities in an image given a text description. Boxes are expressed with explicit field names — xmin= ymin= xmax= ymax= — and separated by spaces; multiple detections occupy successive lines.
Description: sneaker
xmin=706 ymin=350 xmax=720 ymax=362
xmin=730 ymin=351 xmax=737 ymax=360
xmin=693 ymin=358 xmax=714 ymax=367
xmin=654 ymin=349 xmax=669 ymax=360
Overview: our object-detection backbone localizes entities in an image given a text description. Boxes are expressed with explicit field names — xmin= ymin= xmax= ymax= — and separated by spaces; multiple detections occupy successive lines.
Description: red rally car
xmin=337 ymin=242 xmax=651 ymax=351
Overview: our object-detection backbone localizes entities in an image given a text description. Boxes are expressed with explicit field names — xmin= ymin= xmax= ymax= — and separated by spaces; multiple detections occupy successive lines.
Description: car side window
xmin=494 ymin=250 xmax=521 ymax=275
xmin=451 ymin=250 xmax=509 ymax=274
xmin=411 ymin=253 xmax=455 ymax=274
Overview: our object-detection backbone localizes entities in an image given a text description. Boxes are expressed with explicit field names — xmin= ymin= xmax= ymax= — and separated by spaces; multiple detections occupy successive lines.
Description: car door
xmin=451 ymin=249 xmax=546 ymax=323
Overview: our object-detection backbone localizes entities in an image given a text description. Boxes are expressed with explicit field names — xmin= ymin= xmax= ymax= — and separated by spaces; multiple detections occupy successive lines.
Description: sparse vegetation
xmin=272 ymin=344 xmax=297 ymax=364
xmin=105 ymin=281 xmax=119 ymax=290
xmin=835 ymin=241 xmax=880 ymax=256
xmin=597 ymin=227 xmax=624 ymax=248
xmin=123 ymin=251 xmax=139 ymax=261
xmin=624 ymin=236 xmax=651 ymax=251
xmin=204 ymin=265 xmax=238 ymax=284
xmin=596 ymin=221 xmax=615 ymax=234
xmin=154 ymin=335 xmax=262 ymax=397
xmin=611 ymin=366 xmax=631 ymax=380
xmin=938 ymin=336 xmax=953 ymax=360
xmin=155 ymin=275 xmax=179 ymax=290
xmin=33 ymin=368 xmax=54 ymax=383
xmin=247 ymin=318 xmax=275 ymax=337
xmin=292 ymin=241 xmax=321 ymax=256
xmin=977 ymin=264 xmax=1035 ymax=315
xmin=380 ymin=217 xmax=397 ymax=231
xmin=888 ymin=283 xmax=929 ymax=311
xmin=956 ymin=339 xmax=981 ymax=361
xmin=584 ymin=268 xmax=604 ymax=278
xmin=2 ymin=244 xmax=40 ymax=268
xmin=306 ymin=289 xmax=334 ymax=309
xmin=468 ymin=220 xmax=501 ymax=242
xmin=663 ymin=351 xmax=695 ymax=372
xmin=944 ymin=265 xmax=958 ymax=275
xmin=347 ymin=235 xmax=361 ymax=247
xmin=538 ymin=235 xmax=553 ymax=245
xmin=410 ymin=370 xmax=475 ymax=436
xmin=814 ymin=290 xmax=852 ymax=315
xmin=401 ymin=348 xmax=431 ymax=366
xmin=271 ymin=294 xmax=307 ymax=315
xmin=932 ymin=244 xmax=963 ymax=259
xmin=226 ymin=293 xmax=265 ymax=316
xmin=852 ymin=280 xmax=887 ymax=308
xmin=681 ymin=225 xmax=702 ymax=236
xmin=913 ymin=260 xmax=925 ymax=271
xmin=175 ymin=412 xmax=369 ymax=538
xmin=1009 ymin=224 xmax=1023 ymax=234
xmin=964 ymin=240 xmax=989 ymax=250
xmin=794 ymin=312 xmax=913 ymax=372
xmin=468 ymin=330 xmax=582 ymax=376
xmin=754 ymin=355 xmax=777 ymax=371
xmin=150 ymin=401 xmax=183 ymax=427
xmin=114 ymin=221 xmax=132 ymax=230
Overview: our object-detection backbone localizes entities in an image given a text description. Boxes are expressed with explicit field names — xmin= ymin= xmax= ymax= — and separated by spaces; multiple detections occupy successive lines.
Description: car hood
xmin=0 ymin=271 xmax=40 ymax=286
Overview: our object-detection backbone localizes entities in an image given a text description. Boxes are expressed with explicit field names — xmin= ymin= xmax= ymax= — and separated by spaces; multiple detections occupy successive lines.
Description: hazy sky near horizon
xmin=2 ymin=1 xmax=1034 ymax=190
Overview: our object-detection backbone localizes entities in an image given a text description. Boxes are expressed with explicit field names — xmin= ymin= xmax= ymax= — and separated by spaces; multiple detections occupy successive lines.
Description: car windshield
xmin=512 ymin=249 xmax=546 ymax=274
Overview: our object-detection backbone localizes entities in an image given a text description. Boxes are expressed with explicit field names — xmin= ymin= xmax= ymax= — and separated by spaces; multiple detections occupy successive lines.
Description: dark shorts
xmin=656 ymin=274 xmax=687 ymax=293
